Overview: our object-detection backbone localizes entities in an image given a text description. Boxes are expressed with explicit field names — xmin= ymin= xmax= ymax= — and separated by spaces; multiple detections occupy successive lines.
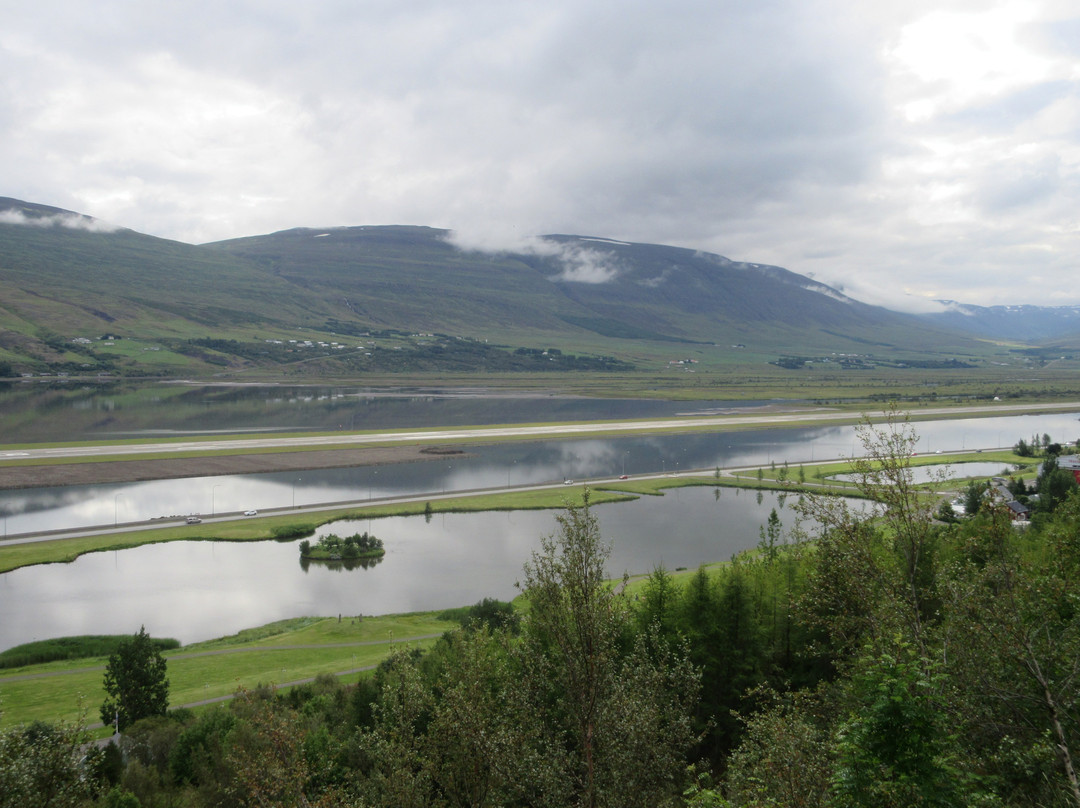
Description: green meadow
xmin=0 ymin=613 xmax=450 ymax=732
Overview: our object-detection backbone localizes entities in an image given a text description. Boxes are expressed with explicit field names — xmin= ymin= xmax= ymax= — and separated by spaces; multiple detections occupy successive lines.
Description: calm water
xmin=0 ymin=486 xmax=802 ymax=650
xmin=0 ymin=380 xmax=784 ymax=443
xmin=0 ymin=387 xmax=1078 ymax=651
xmin=1 ymin=411 xmax=1077 ymax=535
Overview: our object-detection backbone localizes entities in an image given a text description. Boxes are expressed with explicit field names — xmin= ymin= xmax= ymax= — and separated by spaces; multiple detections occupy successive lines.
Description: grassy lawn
xmin=0 ymin=614 xmax=449 ymax=731
xmin=728 ymin=449 xmax=1034 ymax=493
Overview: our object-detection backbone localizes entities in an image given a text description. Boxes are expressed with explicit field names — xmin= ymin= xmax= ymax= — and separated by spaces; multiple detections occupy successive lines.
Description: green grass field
xmin=0 ymin=613 xmax=450 ymax=732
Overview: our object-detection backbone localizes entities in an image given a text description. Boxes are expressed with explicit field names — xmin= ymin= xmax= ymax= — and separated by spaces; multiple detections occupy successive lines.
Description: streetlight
xmin=114 ymin=493 xmax=123 ymax=527
xmin=292 ymin=477 xmax=301 ymax=508
xmin=211 ymin=484 xmax=223 ymax=516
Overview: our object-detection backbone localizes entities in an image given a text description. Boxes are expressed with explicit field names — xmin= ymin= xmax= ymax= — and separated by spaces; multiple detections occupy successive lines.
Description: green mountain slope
xmin=0 ymin=198 xmax=331 ymax=334
xmin=208 ymin=226 xmax=976 ymax=354
xmin=0 ymin=197 xmax=990 ymax=377
xmin=206 ymin=225 xmax=588 ymax=335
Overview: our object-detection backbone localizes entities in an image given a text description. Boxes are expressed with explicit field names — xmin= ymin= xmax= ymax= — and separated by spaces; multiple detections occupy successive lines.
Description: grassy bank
xmin=0 ymin=613 xmax=450 ymax=732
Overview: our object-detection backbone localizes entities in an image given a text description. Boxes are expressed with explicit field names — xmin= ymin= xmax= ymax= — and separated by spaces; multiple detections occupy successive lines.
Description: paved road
xmin=0 ymin=471 xmax=672 ymax=546
xmin=2 ymin=401 xmax=1076 ymax=462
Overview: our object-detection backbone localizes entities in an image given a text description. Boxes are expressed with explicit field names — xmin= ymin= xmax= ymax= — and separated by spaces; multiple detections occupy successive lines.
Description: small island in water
xmin=300 ymin=532 xmax=385 ymax=561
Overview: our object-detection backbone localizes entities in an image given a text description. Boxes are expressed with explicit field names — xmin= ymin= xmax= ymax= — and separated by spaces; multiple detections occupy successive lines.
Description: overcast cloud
xmin=2 ymin=0 xmax=1078 ymax=311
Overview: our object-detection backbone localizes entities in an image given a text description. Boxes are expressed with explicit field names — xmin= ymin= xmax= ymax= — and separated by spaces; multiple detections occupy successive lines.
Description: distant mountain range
xmin=916 ymin=301 xmax=1080 ymax=342
xmin=0 ymin=196 xmax=1076 ymax=377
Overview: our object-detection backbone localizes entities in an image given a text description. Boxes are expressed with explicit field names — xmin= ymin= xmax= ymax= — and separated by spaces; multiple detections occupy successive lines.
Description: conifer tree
xmin=100 ymin=626 xmax=169 ymax=732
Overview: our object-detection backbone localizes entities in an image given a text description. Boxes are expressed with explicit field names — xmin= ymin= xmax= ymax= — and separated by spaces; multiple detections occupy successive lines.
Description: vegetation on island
xmin=299 ymin=532 xmax=384 ymax=561
xmin=8 ymin=412 xmax=1080 ymax=805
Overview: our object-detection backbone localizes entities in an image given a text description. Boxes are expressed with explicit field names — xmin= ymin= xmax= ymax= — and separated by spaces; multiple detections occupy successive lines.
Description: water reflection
xmin=299 ymin=555 xmax=384 ymax=573
xmin=2 ymin=411 xmax=1077 ymax=535
xmin=0 ymin=486 xmax=808 ymax=650
xmin=0 ymin=381 xmax=779 ymax=443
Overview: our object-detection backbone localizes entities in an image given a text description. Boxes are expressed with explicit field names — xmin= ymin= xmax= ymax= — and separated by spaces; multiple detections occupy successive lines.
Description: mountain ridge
xmin=0 ymin=196 xmax=1065 ymax=378
xmin=917 ymin=300 xmax=1080 ymax=342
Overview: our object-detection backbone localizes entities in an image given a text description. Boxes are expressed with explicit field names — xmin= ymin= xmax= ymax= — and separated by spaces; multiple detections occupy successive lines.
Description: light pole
xmin=292 ymin=477 xmax=301 ymax=508
xmin=211 ymin=484 xmax=223 ymax=516
xmin=114 ymin=493 xmax=123 ymax=527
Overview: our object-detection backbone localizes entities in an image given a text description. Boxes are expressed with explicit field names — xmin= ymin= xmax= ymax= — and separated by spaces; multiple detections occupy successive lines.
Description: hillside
xmin=0 ymin=196 xmax=1003 ymax=379
xmin=918 ymin=301 xmax=1080 ymax=342
xmin=208 ymin=226 xmax=972 ymax=352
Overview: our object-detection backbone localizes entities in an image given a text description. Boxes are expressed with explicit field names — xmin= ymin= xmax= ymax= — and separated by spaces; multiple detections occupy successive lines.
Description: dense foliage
xmin=8 ymin=413 xmax=1080 ymax=805
xmin=299 ymin=532 xmax=384 ymax=560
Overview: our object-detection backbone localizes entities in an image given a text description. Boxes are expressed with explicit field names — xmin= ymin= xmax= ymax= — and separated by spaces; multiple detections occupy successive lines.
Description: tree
xmin=832 ymin=645 xmax=964 ymax=808
xmin=1036 ymin=454 xmax=1078 ymax=514
xmin=963 ymin=480 xmax=987 ymax=517
xmin=758 ymin=508 xmax=782 ymax=563
xmin=101 ymin=626 xmax=170 ymax=732
xmin=724 ymin=687 xmax=834 ymax=808
xmin=222 ymin=689 xmax=343 ymax=808
xmin=0 ymin=719 xmax=100 ymax=808
xmin=635 ymin=565 xmax=681 ymax=638
xmin=798 ymin=410 xmax=943 ymax=658
xmin=517 ymin=490 xmax=699 ymax=807
xmin=945 ymin=497 xmax=1080 ymax=807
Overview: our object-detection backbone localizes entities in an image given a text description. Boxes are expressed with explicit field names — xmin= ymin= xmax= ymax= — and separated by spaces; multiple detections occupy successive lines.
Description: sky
xmin=2 ymin=0 xmax=1078 ymax=312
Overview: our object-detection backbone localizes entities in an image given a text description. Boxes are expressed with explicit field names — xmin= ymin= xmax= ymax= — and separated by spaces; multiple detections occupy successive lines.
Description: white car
xmin=563 ymin=479 xmax=574 ymax=485
xmin=244 ymin=509 xmax=258 ymax=516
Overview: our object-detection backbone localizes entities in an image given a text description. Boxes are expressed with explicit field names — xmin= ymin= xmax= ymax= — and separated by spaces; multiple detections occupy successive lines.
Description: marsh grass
xmin=0 ymin=635 xmax=180 ymax=670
